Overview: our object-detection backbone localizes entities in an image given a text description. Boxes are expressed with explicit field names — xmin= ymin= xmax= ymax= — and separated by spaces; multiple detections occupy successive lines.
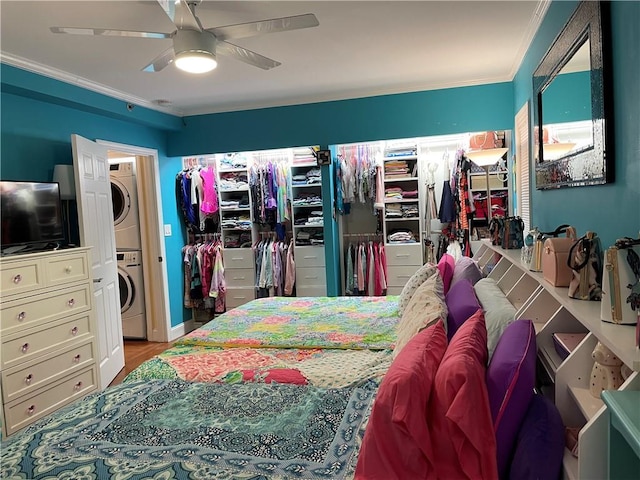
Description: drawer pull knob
xmin=21 ymin=343 xmax=29 ymax=353
xmin=93 ymin=278 xmax=103 ymax=283
xmin=396 ymin=254 xmax=410 ymax=258
xmin=71 ymin=326 xmax=79 ymax=336
xmin=17 ymin=311 xmax=26 ymax=321
xmin=67 ymin=298 xmax=76 ymax=307
xmin=27 ymin=405 xmax=36 ymax=416
xmin=65 ymin=266 xmax=72 ymax=274
xmin=74 ymin=354 xmax=81 ymax=363
xmin=303 ymin=256 xmax=317 ymax=259
xmin=398 ymin=275 xmax=411 ymax=279
xmin=231 ymin=257 xmax=243 ymax=261
xmin=74 ymin=381 xmax=83 ymax=390
xmin=13 ymin=274 xmax=22 ymax=284
xmin=25 ymin=374 xmax=33 ymax=385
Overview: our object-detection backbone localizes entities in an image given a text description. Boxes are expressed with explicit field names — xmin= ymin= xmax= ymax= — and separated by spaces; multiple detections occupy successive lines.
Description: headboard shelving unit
xmin=474 ymin=241 xmax=640 ymax=480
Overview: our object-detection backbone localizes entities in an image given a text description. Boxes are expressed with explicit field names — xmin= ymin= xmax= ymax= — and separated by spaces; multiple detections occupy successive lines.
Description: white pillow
xmin=395 ymin=272 xmax=448 ymax=357
xmin=397 ymin=262 xmax=438 ymax=315
xmin=473 ymin=278 xmax=517 ymax=361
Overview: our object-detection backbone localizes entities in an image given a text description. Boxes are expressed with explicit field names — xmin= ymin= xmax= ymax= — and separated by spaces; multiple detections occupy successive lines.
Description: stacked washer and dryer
xmin=110 ymin=162 xmax=146 ymax=339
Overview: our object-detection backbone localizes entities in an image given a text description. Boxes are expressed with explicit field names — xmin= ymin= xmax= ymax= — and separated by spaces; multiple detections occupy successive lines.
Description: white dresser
xmin=222 ymin=247 xmax=256 ymax=309
xmin=0 ymin=247 xmax=99 ymax=438
xmin=384 ymin=243 xmax=424 ymax=295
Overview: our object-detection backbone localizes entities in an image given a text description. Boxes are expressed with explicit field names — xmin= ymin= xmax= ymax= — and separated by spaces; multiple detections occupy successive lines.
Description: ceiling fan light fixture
xmin=175 ymin=50 xmax=217 ymax=73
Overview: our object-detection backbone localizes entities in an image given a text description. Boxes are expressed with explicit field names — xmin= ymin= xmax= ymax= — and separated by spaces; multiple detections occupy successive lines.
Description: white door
xmin=72 ymin=134 xmax=125 ymax=389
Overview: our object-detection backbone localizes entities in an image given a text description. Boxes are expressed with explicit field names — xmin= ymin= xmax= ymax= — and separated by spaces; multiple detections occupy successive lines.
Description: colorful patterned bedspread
xmin=124 ymin=344 xmax=394 ymax=388
xmin=2 ymin=379 xmax=375 ymax=480
xmin=177 ymin=296 xmax=400 ymax=350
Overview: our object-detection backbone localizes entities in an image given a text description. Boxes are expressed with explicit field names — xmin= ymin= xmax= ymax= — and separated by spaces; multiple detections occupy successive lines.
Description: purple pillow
xmin=437 ymin=253 xmax=456 ymax=294
xmin=445 ymin=278 xmax=481 ymax=340
xmin=486 ymin=319 xmax=537 ymax=479
xmin=451 ymin=256 xmax=483 ymax=289
xmin=509 ymin=394 xmax=564 ymax=480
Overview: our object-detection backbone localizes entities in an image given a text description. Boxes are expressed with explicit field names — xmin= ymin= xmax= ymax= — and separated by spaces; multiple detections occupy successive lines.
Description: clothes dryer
xmin=110 ymin=162 xmax=141 ymax=250
xmin=117 ymin=250 xmax=146 ymax=339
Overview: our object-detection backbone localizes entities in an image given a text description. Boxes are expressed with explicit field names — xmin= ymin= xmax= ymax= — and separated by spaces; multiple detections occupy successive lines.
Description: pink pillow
xmin=355 ymin=321 xmax=448 ymax=480
xmin=429 ymin=309 xmax=499 ymax=480
xmin=437 ymin=253 xmax=456 ymax=294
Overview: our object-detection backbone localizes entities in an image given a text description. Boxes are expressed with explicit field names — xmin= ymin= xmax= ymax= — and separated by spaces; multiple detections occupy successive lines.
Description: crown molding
xmin=0 ymin=52 xmax=183 ymax=116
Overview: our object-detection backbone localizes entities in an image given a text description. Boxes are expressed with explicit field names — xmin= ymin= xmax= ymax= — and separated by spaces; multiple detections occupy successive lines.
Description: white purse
xmin=600 ymin=238 xmax=640 ymax=325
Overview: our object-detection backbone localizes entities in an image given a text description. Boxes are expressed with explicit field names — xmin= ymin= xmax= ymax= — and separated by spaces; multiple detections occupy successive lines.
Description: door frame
xmin=97 ymin=140 xmax=170 ymax=342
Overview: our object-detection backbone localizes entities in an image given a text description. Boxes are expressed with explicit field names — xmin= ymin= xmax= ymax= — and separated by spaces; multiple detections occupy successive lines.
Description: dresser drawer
xmin=296 ymin=266 xmax=326 ymax=287
xmin=222 ymin=248 xmax=255 ymax=269
xmin=2 ymin=340 xmax=96 ymax=403
xmin=386 ymin=265 xmax=420 ymax=288
xmin=0 ymin=259 xmax=44 ymax=296
xmin=1 ymin=284 xmax=91 ymax=335
xmin=225 ymin=268 xmax=256 ymax=288
xmin=225 ymin=287 xmax=256 ymax=309
xmin=387 ymin=286 xmax=404 ymax=295
xmin=295 ymin=247 xmax=325 ymax=268
xmin=296 ymin=285 xmax=327 ymax=297
xmin=4 ymin=367 xmax=97 ymax=436
xmin=2 ymin=314 xmax=93 ymax=370
xmin=44 ymin=252 xmax=89 ymax=286
xmin=385 ymin=243 xmax=423 ymax=266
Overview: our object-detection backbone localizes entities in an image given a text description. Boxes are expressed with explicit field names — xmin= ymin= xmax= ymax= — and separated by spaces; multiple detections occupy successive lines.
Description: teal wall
xmin=541 ymin=70 xmax=592 ymax=124
xmin=2 ymin=0 xmax=639 ymax=327
xmin=513 ymin=0 xmax=640 ymax=248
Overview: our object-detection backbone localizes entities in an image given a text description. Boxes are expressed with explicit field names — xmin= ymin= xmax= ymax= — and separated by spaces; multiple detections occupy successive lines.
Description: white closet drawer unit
xmin=385 ymin=244 xmax=423 ymax=266
xmin=0 ymin=258 xmax=44 ymax=296
xmin=386 ymin=265 xmax=420 ymax=288
xmin=43 ymin=252 xmax=89 ymax=286
xmin=2 ymin=313 xmax=93 ymax=370
xmin=296 ymin=266 xmax=326 ymax=287
xmin=226 ymin=287 xmax=257 ymax=309
xmin=1 ymin=284 xmax=91 ymax=335
xmin=295 ymin=247 xmax=326 ymax=268
xmin=297 ymin=285 xmax=327 ymax=297
xmin=223 ymin=248 xmax=255 ymax=269
xmin=2 ymin=340 xmax=96 ymax=403
xmin=225 ymin=269 xmax=255 ymax=288
xmin=4 ymin=366 xmax=97 ymax=436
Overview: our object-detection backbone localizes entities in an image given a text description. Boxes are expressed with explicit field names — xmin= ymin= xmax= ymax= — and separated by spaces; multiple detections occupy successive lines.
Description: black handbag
xmin=501 ymin=216 xmax=525 ymax=249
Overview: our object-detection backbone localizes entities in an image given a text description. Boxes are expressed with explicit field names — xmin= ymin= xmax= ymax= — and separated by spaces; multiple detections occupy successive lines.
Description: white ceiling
xmin=0 ymin=1 xmax=548 ymax=117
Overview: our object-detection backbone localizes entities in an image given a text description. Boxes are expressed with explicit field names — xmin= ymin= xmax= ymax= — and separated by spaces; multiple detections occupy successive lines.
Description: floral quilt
xmin=123 ymin=344 xmax=394 ymax=388
xmin=176 ymin=296 xmax=400 ymax=350
xmin=1 ymin=379 xmax=376 ymax=480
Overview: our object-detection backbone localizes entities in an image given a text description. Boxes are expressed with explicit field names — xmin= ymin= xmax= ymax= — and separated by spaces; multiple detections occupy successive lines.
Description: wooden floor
xmin=109 ymin=340 xmax=174 ymax=387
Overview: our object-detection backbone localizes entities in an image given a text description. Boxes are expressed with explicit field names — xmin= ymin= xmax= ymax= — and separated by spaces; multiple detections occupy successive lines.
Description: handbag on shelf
xmin=469 ymin=131 xmax=499 ymax=150
xmin=530 ymin=224 xmax=571 ymax=272
xmin=542 ymin=226 xmax=577 ymax=287
xmin=488 ymin=216 xmax=504 ymax=246
xmin=501 ymin=216 xmax=525 ymax=250
xmin=600 ymin=237 xmax=640 ymax=325
xmin=521 ymin=227 xmax=539 ymax=268
xmin=568 ymin=231 xmax=603 ymax=301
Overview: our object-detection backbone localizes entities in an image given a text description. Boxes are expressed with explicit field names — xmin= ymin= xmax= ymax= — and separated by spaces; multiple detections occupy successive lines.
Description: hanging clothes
xmin=182 ymin=235 xmax=225 ymax=314
xmin=335 ymin=143 xmax=381 ymax=214
xmin=249 ymin=156 xmax=290 ymax=237
xmin=176 ymin=161 xmax=220 ymax=234
xmin=344 ymin=238 xmax=387 ymax=296
xmin=254 ymin=236 xmax=291 ymax=298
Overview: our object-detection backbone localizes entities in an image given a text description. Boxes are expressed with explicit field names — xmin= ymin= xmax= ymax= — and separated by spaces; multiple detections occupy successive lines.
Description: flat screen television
xmin=1 ymin=181 xmax=65 ymax=254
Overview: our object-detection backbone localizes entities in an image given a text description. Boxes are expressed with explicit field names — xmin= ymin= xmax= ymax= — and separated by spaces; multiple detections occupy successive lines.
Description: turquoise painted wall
xmin=513 ymin=0 xmax=640 ymax=249
xmin=168 ymin=82 xmax=514 ymax=157
xmin=541 ymin=71 xmax=592 ymax=124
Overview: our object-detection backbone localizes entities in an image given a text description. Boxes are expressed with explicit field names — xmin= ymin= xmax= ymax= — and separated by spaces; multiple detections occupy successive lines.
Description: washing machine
xmin=118 ymin=250 xmax=146 ymax=339
xmin=110 ymin=162 xmax=141 ymax=250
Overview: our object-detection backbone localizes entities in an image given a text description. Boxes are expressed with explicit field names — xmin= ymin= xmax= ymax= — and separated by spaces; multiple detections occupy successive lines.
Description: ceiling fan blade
xmin=210 ymin=13 xmax=319 ymax=41
xmin=217 ymin=41 xmax=281 ymax=70
xmin=141 ymin=46 xmax=175 ymax=72
xmin=156 ymin=0 xmax=202 ymax=31
xmin=50 ymin=26 xmax=170 ymax=39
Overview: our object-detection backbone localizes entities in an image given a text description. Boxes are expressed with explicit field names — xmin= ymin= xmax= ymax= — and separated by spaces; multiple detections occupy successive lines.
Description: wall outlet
xmin=164 ymin=224 xmax=172 ymax=236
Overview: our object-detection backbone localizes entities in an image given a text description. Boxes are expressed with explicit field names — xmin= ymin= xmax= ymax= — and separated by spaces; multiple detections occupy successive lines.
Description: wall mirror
xmin=533 ymin=1 xmax=612 ymax=189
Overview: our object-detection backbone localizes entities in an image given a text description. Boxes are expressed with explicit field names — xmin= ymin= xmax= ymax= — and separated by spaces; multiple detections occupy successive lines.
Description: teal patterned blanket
xmin=1 ymin=379 xmax=377 ymax=479
xmin=177 ymin=296 xmax=400 ymax=350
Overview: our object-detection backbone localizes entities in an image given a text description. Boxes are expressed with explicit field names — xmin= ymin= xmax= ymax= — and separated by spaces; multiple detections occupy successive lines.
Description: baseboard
xmin=169 ymin=319 xmax=198 ymax=341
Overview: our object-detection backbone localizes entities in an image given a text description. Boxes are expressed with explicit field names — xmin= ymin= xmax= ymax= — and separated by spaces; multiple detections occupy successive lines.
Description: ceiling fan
xmin=50 ymin=0 xmax=319 ymax=74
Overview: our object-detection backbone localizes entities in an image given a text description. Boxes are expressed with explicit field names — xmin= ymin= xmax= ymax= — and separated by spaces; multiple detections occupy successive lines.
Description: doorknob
xmin=93 ymin=278 xmax=103 ymax=283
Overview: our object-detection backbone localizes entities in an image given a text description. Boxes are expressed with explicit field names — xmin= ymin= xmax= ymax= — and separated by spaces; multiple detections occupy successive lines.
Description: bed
xmin=3 ymin=295 xmax=398 ymax=480
xmin=1 ymin=261 xmax=566 ymax=480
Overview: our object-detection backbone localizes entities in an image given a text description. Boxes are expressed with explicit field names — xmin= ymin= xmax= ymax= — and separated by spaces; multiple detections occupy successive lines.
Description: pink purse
xmin=542 ymin=226 xmax=577 ymax=287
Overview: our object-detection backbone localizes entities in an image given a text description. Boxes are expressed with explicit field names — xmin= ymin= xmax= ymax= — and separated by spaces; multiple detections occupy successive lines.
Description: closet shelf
xmin=385 ymin=217 xmax=419 ymax=222
xmin=292 ymin=203 xmax=323 ymax=208
xmin=292 ymin=183 xmax=321 ymax=189
xmin=293 ymin=224 xmax=324 ymax=229
xmin=384 ymin=176 xmax=418 ymax=182
xmin=383 ymin=155 xmax=417 ymax=161
xmin=219 ymin=187 xmax=249 ymax=193
xmin=220 ymin=207 xmax=250 ymax=212
xmin=384 ymin=199 xmax=419 ymax=204
xmin=219 ymin=168 xmax=248 ymax=173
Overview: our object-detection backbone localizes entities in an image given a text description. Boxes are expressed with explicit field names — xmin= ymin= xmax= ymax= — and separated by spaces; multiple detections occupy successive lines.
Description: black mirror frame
xmin=533 ymin=1 xmax=613 ymax=190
